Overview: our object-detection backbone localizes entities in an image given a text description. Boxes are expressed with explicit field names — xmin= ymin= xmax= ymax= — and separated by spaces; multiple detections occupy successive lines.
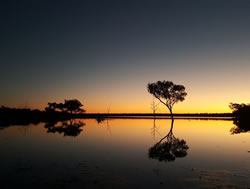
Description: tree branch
xmin=156 ymin=97 xmax=168 ymax=107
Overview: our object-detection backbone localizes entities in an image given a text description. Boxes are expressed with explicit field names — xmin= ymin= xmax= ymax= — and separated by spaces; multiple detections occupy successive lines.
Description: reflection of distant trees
xmin=45 ymin=120 xmax=85 ymax=137
xmin=148 ymin=119 xmax=189 ymax=162
xmin=95 ymin=117 xmax=112 ymax=135
xmin=96 ymin=117 xmax=106 ymax=124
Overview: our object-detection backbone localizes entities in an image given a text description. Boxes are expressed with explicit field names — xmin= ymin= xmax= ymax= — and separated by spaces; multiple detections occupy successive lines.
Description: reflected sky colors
xmin=1 ymin=0 xmax=250 ymax=112
xmin=1 ymin=119 xmax=250 ymax=188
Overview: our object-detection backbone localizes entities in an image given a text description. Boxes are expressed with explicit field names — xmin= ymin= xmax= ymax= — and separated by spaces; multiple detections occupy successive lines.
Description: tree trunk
xmin=169 ymin=118 xmax=174 ymax=133
xmin=157 ymin=118 xmax=175 ymax=144
xmin=169 ymin=107 xmax=174 ymax=121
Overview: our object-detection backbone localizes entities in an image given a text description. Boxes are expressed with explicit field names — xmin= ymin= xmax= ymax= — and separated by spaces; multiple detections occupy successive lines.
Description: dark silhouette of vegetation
xmin=229 ymin=103 xmax=250 ymax=134
xmin=147 ymin=81 xmax=187 ymax=120
xmin=0 ymin=106 xmax=47 ymax=127
xmin=64 ymin=99 xmax=85 ymax=114
xmin=45 ymin=120 xmax=85 ymax=137
xmin=96 ymin=117 xmax=106 ymax=124
xmin=229 ymin=103 xmax=250 ymax=120
xmin=230 ymin=124 xmax=250 ymax=134
xmin=0 ymin=99 xmax=85 ymax=129
xmin=45 ymin=99 xmax=85 ymax=114
xmin=0 ymin=96 xmax=232 ymax=130
xmin=148 ymin=119 xmax=189 ymax=162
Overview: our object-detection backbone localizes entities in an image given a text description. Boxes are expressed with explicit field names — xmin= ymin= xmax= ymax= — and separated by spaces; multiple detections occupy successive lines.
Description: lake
xmin=0 ymin=118 xmax=250 ymax=189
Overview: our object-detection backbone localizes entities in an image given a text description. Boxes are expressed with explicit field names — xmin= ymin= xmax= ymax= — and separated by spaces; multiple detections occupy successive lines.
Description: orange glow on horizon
xmin=12 ymin=94 xmax=244 ymax=114
xmin=3 ymin=75 xmax=249 ymax=114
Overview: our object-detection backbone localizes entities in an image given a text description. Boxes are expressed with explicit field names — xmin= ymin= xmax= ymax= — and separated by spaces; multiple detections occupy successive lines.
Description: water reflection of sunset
xmin=1 ymin=118 xmax=250 ymax=188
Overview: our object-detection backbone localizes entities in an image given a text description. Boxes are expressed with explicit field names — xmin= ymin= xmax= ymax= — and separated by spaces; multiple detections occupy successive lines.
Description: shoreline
xmin=0 ymin=112 xmax=233 ymax=128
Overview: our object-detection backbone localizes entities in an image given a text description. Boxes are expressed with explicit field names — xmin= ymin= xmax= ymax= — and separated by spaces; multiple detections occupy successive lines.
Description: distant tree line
xmin=0 ymin=99 xmax=86 ymax=127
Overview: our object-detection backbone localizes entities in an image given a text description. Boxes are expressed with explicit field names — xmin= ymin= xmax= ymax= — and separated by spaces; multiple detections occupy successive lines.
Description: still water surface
xmin=0 ymin=119 xmax=250 ymax=189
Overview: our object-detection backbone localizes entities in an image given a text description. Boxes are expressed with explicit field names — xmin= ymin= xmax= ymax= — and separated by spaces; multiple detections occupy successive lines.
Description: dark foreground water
xmin=0 ymin=119 xmax=250 ymax=189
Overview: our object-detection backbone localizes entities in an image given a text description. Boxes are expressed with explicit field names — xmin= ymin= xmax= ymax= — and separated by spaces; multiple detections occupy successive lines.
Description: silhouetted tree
xmin=148 ymin=119 xmax=189 ymax=162
xmin=147 ymin=81 xmax=187 ymax=119
xmin=229 ymin=103 xmax=250 ymax=134
xmin=64 ymin=99 xmax=85 ymax=115
xmin=229 ymin=103 xmax=250 ymax=119
xmin=45 ymin=99 xmax=85 ymax=114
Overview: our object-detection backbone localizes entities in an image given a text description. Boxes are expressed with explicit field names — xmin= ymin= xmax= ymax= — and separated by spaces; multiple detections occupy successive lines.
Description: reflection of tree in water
xmin=96 ymin=117 xmax=106 ymax=124
xmin=95 ymin=117 xmax=112 ymax=135
xmin=149 ymin=119 xmax=189 ymax=162
xmin=151 ymin=118 xmax=160 ymax=139
xmin=229 ymin=103 xmax=250 ymax=134
xmin=45 ymin=120 xmax=85 ymax=137
xmin=230 ymin=119 xmax=250 ymax=134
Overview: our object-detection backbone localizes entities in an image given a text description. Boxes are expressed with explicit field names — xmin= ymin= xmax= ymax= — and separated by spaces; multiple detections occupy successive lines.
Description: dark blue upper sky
xmin=1 ymin=0 xmax=250 ymax=112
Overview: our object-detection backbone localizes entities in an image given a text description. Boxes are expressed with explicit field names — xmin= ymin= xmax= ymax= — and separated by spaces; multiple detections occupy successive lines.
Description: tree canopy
xmin=229 ymin=103 xmax=250 ymax=118
xmin=64 ymin=99 xmax=85 ymax=114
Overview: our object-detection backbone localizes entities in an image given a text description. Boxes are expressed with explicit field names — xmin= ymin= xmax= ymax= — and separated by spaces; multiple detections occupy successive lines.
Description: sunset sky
xmin=1 ymin=0 xmax=250 ymax=113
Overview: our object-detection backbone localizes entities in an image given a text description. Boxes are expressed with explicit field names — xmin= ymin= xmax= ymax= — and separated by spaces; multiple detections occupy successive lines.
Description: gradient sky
xmin=1 ymin=0 xmax=250 ymax=113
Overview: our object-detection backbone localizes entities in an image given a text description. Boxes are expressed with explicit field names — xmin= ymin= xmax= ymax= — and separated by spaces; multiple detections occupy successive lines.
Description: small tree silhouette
xmin=151 ymin=98 xmax=159 ymax=117
xmin=147 ymin=81 xmax=187 ymax=119
xmin=64 ymin=99 xmax=85 ymax=115
xmin=45 ymin=99 xmax=85 ymax=114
